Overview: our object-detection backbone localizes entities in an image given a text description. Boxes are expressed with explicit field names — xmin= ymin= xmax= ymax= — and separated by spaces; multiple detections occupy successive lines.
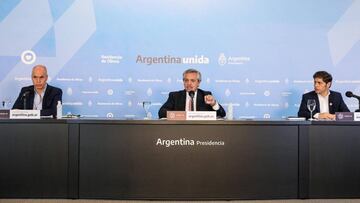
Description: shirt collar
xmin=317 ymin=90 xmax=330 ymax=98
xmin=34 ymin=84 xmax=47 ymax=97
xmin=186 ymin=90 xmax=198 ymax=97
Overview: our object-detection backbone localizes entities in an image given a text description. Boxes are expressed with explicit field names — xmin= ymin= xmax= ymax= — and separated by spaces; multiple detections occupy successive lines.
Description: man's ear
xmin=327 ymin=82 xmax=332 ymax=88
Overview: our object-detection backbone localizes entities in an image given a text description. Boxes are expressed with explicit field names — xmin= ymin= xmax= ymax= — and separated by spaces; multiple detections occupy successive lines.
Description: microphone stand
xmin=345 ymin=91 xmax=360 ymax=112
xmin=23 ymin=97 xmax=27 ymax=110
xmin=22 ymin=91 xmax=29 ymax=110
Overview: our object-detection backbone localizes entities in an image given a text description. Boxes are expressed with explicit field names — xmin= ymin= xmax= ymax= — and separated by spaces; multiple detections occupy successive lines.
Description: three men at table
xmin=12 ymin=64 xmax=63 ymax=117
xmin=158 ymin=68 xmax=226 ymax=118
xmin=10 ymin=66 xmax=351 ymax=120
xmin=298 ymin=71 xmax=349 ymax=120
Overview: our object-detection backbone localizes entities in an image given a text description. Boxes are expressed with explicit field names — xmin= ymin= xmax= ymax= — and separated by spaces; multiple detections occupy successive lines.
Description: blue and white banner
xmin=1 ymin=0 xmax=359 ymax=119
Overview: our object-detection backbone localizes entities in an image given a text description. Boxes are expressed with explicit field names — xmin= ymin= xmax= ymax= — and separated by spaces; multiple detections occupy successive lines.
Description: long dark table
xmin=0 ymin=119 xmax=359 ymax=200
xmin=0 ymin=119 xmax=69 ymax=198
xmin=300 ymin=121 xmax=360 ymax=198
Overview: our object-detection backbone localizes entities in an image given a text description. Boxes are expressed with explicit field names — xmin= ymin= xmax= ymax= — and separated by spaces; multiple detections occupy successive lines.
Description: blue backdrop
xmin=1 ymin=0 xmax=360 ymax=119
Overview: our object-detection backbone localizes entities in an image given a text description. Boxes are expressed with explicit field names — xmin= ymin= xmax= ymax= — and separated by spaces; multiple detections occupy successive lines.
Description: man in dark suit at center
xmin=158 ymin=68 xmax=226 ymax=118
xmin=12 ymin=64 xmax=62 ymax=117
xmin=298 ymin=71 xmax=349 ymax=120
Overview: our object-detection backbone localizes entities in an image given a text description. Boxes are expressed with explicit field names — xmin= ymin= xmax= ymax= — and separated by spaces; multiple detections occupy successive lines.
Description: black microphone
xmin=188 ymin=91 xmax=195 ymax=111
xmin=346 ymin=91 xmax=360 ymax=100
xmin=189 ymin=91 xmax=195 ymax=99
xmin=22 ymin=90 xmax=31 ymax=109
xmin=346 ymin=91 xmax=360 ymax=112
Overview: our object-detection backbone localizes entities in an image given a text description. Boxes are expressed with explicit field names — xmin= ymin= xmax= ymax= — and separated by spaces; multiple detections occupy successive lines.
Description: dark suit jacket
xmin=158 ymin=89 xmax=226 ymax=118
xmin=12 ymin=84 xmax=63 ymax=117
xmin=297 ymin=90 xmax=349 ymax=119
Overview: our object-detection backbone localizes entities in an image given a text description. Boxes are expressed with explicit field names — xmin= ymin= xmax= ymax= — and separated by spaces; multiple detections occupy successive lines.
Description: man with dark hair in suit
xmin=298 ymin=71 xmax=349 ymax=120
xmin=158 ymin=68 xmax=226 ymax=118
xmin=13 ymin=64 xmax=62 ymax=117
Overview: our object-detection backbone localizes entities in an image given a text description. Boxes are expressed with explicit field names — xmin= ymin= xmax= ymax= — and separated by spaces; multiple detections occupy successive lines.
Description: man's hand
xmin=204 ymin=95 xmax=216 ymax=106
xmin=318 ymin=113 xmax=336 ymax=120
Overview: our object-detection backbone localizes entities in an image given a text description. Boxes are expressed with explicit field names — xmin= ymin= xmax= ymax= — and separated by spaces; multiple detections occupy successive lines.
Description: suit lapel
xmin=179 ymin=90 xmax=186 ymax=110
xmin=42 ymin=85 xmax=51 ymax=109
xmin=196 ymin=90 xmax=204 ymax=110
xmin=328 ymin=91 xmax=335 ymax=114
xmin=29 ymin=89 xmax=35 ymax=109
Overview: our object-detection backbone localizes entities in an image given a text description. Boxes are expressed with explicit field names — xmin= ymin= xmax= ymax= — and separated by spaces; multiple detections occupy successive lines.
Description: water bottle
xmin=227 ymin=103 xmax=233 ymax=120
xmin=56 ymin=101 xmax=62 ymax=119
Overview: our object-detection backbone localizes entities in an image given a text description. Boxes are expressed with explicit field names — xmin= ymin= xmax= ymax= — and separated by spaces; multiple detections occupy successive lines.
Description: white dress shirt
xmin=33 ymin=85 xmax=47 ymax=110
xmin=314 ymin=91 xmax=330 ymax=119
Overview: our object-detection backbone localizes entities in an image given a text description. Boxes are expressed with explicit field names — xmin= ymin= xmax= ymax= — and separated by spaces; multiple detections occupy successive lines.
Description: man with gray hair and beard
xmin=158 ymin=68 xmax=226 ymax=118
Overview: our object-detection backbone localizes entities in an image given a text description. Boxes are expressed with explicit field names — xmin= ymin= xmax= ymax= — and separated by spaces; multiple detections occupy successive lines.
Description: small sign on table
xmin=167 ymin=111 xmax=216 ymax=121
xmin=335 ymin=112 xmax=360 ymax=121
xmin=10 ymin=110 xmax=41 ymax=119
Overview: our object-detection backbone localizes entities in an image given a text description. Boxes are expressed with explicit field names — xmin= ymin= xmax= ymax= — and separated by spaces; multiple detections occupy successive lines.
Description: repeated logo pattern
xmin=0 ymin=1 xmax=359 ymax=119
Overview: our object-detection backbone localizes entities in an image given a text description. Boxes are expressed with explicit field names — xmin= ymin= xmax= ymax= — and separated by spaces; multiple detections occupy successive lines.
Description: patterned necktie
xmin=189 ymin=97 xmax=193 ymax=111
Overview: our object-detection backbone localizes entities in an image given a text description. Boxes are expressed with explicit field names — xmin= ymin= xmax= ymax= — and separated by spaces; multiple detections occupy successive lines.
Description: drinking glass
xmin=307 ymin=99 xmax=316 ymax=121
xmin=142 ymin=101 xmax=152 ymax=119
